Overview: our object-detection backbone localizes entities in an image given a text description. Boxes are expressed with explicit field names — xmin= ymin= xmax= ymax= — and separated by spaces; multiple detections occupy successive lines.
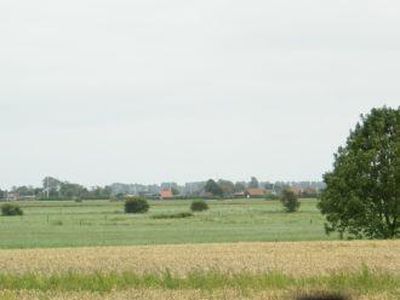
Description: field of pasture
xmin=0 ymin=198 xmax=335 ymax=249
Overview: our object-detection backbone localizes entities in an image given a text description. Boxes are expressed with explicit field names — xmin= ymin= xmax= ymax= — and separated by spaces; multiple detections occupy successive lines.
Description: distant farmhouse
xmin=289 ymin=186 xmax=303 ymax=196
xmin=160 ymin=188 xmax=173 ymax=200
xmin=6 ymin=192 xmax=18 ymax=201
xmin=244 ymin=188 xmax=271 ymax=198
xmin=1 ymin=192 xmax=35 ymax=201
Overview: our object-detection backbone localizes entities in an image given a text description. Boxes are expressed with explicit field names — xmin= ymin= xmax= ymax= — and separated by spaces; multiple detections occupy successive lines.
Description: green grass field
xmin=0 ymin=198 xmax=336 ymax=249
xmin=1 ymin=268 xmax=398 ymax=295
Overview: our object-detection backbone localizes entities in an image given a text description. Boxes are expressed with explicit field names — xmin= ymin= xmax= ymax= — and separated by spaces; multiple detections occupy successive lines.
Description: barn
xmin=244 ymin=188 xmax=268 ymax=198
xmin=160 ymin=188 xmax=174 ymax=200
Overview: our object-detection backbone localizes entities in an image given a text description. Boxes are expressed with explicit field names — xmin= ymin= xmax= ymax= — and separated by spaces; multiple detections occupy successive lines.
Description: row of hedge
xmin=1 ymin=198 xmax=209 ymax=216
xmin=2 ymin=193 xmax=299 ymax=216
xmin=124 ymin=197 xmax=209 ymax=214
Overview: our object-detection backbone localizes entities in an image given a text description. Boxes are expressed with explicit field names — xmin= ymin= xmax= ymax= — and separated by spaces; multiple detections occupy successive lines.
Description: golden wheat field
xmin=2 ymin=289 xmax=397 ymax=300
xmin=0 ymin=289 xmax=287 ymax=300
xmin=1 ymin=240 xmax=399 ymax=276
xmin=1 ymin=240 xmax=400 ymax=299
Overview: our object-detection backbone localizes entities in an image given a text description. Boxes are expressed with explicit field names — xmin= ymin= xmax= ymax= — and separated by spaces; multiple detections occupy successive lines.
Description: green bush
xmin=190 ymin=200 xmax=209 ymax=212
xmin=152 ymin=212 xmax=194 ymax=219
xmin=124 ymin=197 xmax=149 ymax=214
xmin=280 ymin=189 xmax=300 ymax=213
xmin=51 ymin=220 xmax=63 ymax=226
xmin=1 ymin=203 xmax=23 ymax=216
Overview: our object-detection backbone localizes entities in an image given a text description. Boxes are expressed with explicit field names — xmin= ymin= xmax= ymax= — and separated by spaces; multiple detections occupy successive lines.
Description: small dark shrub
xmin=152 ymin=212 xmax=194 ymax=219
xmin=280 ymin=189 xmax=300 ymax=213
xmin=124 ymin=197 xmax=149 ymax=214
xmin=1 ymin=203 xmax=23 ymax=216
xmin=51 ymin=220 xmax=63 ymax=226
xmin=296 ymin=292 xmax=349 ymax=300
xmin=190 ymin=200 xmax=209 ymax=212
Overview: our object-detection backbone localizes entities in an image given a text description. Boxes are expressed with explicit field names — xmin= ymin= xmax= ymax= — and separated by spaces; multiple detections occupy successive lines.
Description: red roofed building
xmin=244 ymin=188 xmax=269 ymax=198
xmin=160 ymin=188 xmax=174 ymax=200
xmin=289 ymin=187 xmax=303 ymax=196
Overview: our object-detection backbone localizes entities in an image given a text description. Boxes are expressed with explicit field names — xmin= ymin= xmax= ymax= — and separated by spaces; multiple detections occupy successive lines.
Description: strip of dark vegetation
xmin=151 ymin=212 xmax=194 ymax=219
xmin=296 ymin=292 xmax=350 ymax=300
xmin=0 ymin=268 xmax=398 ymax=295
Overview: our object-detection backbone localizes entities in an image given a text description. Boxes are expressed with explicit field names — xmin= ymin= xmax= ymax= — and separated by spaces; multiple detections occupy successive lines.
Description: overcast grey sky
xmin=1 ymin=0 xmax=399 ymax=188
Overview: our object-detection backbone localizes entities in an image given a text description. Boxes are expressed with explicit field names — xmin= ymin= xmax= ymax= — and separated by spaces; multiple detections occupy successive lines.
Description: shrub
xmin=280 ymin=189 xmax=300 ymax=213
xmin=190 ymin=200 xmax=209 ymax=212
xmin=51 ymin=220 xmax=63 ymax=226
xmin=151 ymin=212 xmax=194 ymax=219
xmin=297 ymin=292 xmax=349 ymax=300
xmin=124 ymin=197 xmax=149 ymax=214
xmin=1 ymin=203 xmax=23 ymax=216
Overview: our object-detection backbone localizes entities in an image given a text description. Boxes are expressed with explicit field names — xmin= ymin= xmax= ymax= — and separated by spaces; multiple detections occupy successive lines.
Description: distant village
xmin=0 ymin=176 xmax=325 ymax=201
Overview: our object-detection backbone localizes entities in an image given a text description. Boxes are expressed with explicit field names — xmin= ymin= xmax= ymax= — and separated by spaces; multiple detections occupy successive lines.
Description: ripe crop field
xmin=0 ymin=241 xmax=399 ymax=299
xmin=0 ymin=198 xmax=335 ymax=249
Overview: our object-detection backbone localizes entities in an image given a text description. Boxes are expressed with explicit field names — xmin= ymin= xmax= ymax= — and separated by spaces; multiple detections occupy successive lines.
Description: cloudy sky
xmin=0 ymin=0 xmax=399 ymax=188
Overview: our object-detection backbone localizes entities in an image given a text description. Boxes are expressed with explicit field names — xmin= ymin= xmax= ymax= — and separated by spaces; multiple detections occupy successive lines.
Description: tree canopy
xmin=280 ymin=188 xmax=300 ymax=213
xmin=204 ymin=179 xmax=223 ymax=197
xmin=318 ymin=107 xmax=400 ymax=239
xmin=248 ymin=177 xmax=259 ymax=188
xmin=218 ymin=179 xmax=235 ymax=196
xmin=234 ymin=182 xmax=246 ymax=193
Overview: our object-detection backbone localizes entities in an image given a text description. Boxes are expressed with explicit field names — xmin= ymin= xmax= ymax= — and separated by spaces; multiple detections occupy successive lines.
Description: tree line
xmin=0 ymin=177 xmax=112 ymax=200
xmin=0 ymin=176 xmax=323 ymax=200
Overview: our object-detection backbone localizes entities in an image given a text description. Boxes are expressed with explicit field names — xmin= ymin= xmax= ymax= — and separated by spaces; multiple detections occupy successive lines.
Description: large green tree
xmin=318 ymin=107 xmax=400 ymax=239
xmin=218 ymin=179 xmax=235 ymax=196
xmin=234 ymin=181 xmax=246 ymax=193
xmin=248 ymin=177 xmax=259 ymax=188
xmin=204 ymin=179 xmax=223 ymax=197
xmin=42 ymin=176 xmax=62 ymax=198
xmin=12 ymin=186 xmax=37 ymax=197
xmin=59 ymin=182 xmax=88 ymax=199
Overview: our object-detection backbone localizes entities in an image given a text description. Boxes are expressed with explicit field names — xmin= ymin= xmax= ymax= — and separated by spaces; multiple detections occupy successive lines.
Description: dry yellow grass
xmin=0 ymin=240 xmax=399 ymax=276
xmin=0 ymin=289 xmax=285 ymax=300
xmin=0 ymin=289 xmax=399 ymax=300
xmin=0 ymin=289 xmax=286 ymax=300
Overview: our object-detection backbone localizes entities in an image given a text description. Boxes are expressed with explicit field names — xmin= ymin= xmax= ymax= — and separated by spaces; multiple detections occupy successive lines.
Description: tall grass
xmin=0 ymin=269 xmax=398 ymax=294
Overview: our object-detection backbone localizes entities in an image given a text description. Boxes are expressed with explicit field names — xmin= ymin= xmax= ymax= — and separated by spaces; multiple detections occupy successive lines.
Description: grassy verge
xmin=0 ymin=268 xmax=399 ymax=295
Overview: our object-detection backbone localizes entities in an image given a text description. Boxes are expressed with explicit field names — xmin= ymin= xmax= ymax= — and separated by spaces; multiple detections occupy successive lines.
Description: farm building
xmin=234 ymin=192 xmax=245 ymax=198
xmin=289 ymin=187 xmax=303 ymax=196
xmin=244 ymin=188 xmax=270 ymax=198
xmin=160 ymin=188 xmax=173 ymax=200
xmin=5 ymin=192 xmax=19 ymax=201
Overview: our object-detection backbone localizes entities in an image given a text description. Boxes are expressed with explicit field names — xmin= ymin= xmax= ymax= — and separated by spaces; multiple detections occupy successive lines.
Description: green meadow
xmin=0 ymin=198 xmax=335 ymax=249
